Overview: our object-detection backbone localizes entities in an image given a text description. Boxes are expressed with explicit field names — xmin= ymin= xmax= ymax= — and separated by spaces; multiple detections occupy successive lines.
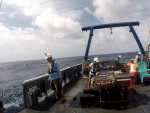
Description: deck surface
xmin=18 ymin=77 xmax=150 ymax=113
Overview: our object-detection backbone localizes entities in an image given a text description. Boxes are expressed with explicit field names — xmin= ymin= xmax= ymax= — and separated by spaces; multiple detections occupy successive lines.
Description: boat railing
xmin=22 ymin=63 xmax=82 ymax=108
xmin=0 ymin=90 xmax=3 ymax=99
xmin=0 ymin=90 xmax=4 ymax=111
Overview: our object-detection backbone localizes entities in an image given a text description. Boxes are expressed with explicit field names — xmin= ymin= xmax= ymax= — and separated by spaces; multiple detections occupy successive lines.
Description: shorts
xmin=50 ymin=78 xmax=62 ymax=91
xmin=89 ymin=72 xmax=95 ymax=77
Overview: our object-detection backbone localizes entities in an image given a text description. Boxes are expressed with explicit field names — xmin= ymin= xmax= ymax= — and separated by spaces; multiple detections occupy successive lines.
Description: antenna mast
xmin=0 ymin=0 xmax=3 ymax=8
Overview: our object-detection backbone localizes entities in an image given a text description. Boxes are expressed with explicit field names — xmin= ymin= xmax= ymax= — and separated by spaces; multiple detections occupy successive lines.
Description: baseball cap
xmin=45 ymin=53 xmax=52 ymax=59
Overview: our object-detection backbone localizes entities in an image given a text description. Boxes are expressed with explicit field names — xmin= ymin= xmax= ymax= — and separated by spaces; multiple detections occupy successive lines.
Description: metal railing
xmin=0 ymin=90 xmax=3 ymax=98
xmin=23 ymin=63 xmax=82 ymax=108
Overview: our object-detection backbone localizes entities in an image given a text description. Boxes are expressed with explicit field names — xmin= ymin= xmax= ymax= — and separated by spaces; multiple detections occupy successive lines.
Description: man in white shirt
xmin=88 ymin=57 xmax=101 ymax=89
xmin=135 ymin=52 xmax=141 ymax=63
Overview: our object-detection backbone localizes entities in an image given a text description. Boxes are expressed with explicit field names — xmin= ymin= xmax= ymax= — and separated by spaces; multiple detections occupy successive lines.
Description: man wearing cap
xmin=45 ymin=53 xmax=66 ymax=104
xmin=135 ymin=52 xmax=141 ymax=63
xmin=88 ymin=57 xmax=101 ymax=89
xmin=116 ymin=55 xmax=121 ymax=70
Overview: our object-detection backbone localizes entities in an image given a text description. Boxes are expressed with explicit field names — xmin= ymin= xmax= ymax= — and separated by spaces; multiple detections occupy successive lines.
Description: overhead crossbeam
xmin=82 ymin=21 xmax=145 ymax=60
xmin=82 ymin=21 xmax=139 ymax=31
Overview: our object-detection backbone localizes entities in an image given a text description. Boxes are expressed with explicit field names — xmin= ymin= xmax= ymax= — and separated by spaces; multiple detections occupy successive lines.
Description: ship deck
xmin=18 ymin=77 xmax=150 ymax=113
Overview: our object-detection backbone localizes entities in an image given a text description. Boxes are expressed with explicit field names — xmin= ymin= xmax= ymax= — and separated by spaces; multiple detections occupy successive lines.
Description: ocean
xmin=0 ymin=52 xmax=138 ymax=113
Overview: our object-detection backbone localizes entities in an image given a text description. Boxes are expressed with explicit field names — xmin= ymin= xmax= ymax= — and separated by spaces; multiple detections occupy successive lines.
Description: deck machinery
xmin=80 ymin=21 xmax=145 ymax=108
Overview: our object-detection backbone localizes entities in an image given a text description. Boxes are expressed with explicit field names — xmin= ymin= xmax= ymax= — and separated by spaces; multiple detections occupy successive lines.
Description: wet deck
xmin=18 ymin=77 xmax=150 ymax=113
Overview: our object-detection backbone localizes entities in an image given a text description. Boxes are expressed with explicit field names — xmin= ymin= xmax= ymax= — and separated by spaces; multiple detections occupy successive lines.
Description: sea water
xmin=0 ymin=52 xmax=137 ymax=113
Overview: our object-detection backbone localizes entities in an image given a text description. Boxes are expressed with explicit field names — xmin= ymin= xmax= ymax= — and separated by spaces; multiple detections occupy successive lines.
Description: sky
xmin=0 ymin=0 xmax=150 ymax=62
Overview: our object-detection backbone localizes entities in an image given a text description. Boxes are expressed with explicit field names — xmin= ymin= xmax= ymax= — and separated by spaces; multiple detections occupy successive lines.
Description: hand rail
xmin=0 ymin=90 xmax=3 ymax=98
xmin=22 ymin=63 xmax=82 ymax=108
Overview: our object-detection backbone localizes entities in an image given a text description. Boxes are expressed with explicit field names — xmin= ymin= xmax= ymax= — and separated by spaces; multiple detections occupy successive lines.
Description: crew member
xmin=45 ymin=53 xmax=66 ymax=104
xmin=88 ymin=57 xmax=101 ymax=89
xmin=135 ymin=52 xmax=141 ymax=63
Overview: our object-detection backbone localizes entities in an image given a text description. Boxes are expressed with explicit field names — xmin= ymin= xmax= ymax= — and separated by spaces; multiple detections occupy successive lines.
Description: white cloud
xmin=4 ymin=0 xmax=52 ymax=16
xmin=34 ymin=8 xmax=81 ymax=39
xmin=89 ymin=0 xmax=150 ymax=54
xmin=0 ymin=0 xmax=86 ymax=62
xmin=84 ymin=7 xmax=92 ymax=15
xmin=0 ymin=0 xmax=150 ymax=62
xmin=0 ymin=23 xmax=47 ymax=61
xmin=93 ymin=0 xmax=150 ymax=22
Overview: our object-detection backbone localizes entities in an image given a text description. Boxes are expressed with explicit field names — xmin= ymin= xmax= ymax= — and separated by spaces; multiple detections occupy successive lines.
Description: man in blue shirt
xmin=45 ymin=53 xmax=66 ymax=104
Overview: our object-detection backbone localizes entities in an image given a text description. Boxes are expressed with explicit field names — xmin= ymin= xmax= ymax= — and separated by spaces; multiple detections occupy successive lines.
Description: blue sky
xmin=0 ymin=0 xmax=150 ymax=62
